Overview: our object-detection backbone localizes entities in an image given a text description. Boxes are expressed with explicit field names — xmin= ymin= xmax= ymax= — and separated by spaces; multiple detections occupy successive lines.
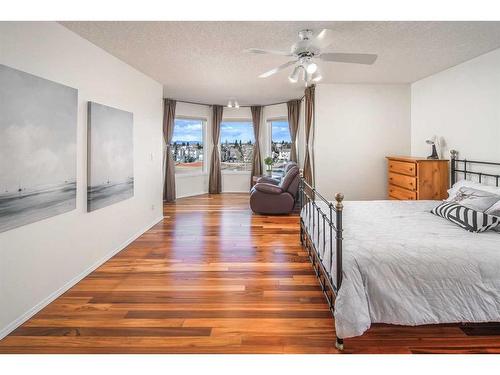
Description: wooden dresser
xmin=386 ymin=156 xmax=449 ymax=200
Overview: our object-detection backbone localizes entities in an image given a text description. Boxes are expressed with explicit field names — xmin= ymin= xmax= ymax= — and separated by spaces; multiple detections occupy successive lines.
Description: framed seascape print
xmin=0 ymin=64 xmax=78 ymax=234
xmin=87 ymin=102 xmax=134 ymax=212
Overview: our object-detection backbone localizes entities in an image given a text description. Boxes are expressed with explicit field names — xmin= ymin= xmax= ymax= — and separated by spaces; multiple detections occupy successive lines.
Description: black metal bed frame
xmin=450 ymin=149 xmax=500 ymax=187
xmin=298 ymin=178 xmax=345 ymax=350
xmin=299 ymin=150 xmax=500 ymax=351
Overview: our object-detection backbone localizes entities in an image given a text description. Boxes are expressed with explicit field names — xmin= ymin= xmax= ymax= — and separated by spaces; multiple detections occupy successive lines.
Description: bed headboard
xmin=450 ymin=150 xmax=500 ymax=187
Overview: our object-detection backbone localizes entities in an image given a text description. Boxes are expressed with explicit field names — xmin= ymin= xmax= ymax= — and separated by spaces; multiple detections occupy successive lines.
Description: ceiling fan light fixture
xmin=227 ymin=100 xmax=233 ymax=108
xmin=234 ymin=100 xmax=240 ymax=109
xmin=312 ymin=70 xmax=322 ymax=82
xmin=288 ymin=66 xmax=301 ymax=83
xmin=306 ymin=61 xmax=318 ymax=74
xmin=250 ymin=28 xmax=378 ymax=86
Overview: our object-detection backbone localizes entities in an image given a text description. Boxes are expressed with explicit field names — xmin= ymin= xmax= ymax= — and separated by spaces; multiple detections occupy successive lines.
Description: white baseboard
xmin=0 ymin=215 xmax=164 ymax=341
xmin=175 ymin=191 xmax=250 ymax=199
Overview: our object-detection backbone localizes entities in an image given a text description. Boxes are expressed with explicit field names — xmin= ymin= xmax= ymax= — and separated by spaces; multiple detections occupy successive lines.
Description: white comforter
xmin=301 ymin=200 xmax=500 ymax=339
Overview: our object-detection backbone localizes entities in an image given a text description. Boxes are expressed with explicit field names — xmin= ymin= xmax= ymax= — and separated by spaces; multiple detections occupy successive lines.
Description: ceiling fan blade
xmin=244 ymin=48 xmax=293 ymax=56
xmin=320 ymin=53 xmax=378 ymax=65
xmin=310 ymin=29 xmax=335 ymax=50
xmin=259 ymin=61 xmax=296 ymax=78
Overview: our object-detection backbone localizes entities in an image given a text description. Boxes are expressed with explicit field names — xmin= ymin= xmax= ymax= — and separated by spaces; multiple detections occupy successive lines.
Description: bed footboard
xmin=298 ymin=178 xmax=344 ymax=350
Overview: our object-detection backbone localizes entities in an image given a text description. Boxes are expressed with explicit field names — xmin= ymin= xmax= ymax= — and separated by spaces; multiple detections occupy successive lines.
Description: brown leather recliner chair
xmin=250 ymin=165 xmax=300 ymax=215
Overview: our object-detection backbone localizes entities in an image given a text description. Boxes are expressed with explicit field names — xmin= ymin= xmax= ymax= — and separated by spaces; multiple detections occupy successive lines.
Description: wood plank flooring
xmin=0 ymin=193 xmax=498 ymax=353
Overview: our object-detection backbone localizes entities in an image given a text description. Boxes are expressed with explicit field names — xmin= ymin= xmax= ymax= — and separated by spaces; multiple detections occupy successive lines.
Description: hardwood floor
xmin=0 ymin=193 xmax=498 ymax=354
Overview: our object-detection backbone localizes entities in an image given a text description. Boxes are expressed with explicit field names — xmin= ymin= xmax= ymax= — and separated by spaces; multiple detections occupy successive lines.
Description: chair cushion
xmin=280 ymin=166 xmax=299 ymax=191
xmin=253 ymin=183 xmax=283 ymax=195
xmin=256 ymin=176 xmax=280 ymax=185
xmin=284 ymin=161 xmax=297 ymax=173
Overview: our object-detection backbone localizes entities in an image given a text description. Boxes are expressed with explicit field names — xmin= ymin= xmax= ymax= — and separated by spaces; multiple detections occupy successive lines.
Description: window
xmin=220 ymin=120 xmax=254 ymax=172
xmin=171 ymin=118 xmax=205 ymax=175
xmin=270 ymin=120 xmax=291 ymax=172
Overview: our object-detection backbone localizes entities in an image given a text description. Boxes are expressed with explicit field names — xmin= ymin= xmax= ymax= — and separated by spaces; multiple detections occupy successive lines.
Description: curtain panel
xmin=303 ymin=86 xmax=315 ymax=186
xmin=163 ymin=99 xmax=176 ymax=202
xmin=209 ymin=105 xmax=223 ymax=194
xmin=286 ymin=99 xmax=301 ymax=163
xmin=250 ymin=106 xmax=263 ymax=187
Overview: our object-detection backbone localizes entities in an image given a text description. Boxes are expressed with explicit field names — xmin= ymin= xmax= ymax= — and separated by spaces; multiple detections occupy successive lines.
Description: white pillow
xmin=449 ymin=187 xmax=500 ymax=212
xmin=446 ymin=179 xmax=500 ymax=201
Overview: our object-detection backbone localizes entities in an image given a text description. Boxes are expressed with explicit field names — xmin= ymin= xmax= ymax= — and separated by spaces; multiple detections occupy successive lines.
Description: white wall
xmin=0 ymin=22 xmax=164 ymax=338
xmin=315 ymin=84 xmax=411 ymax=200
xmin=411 ymin=48 xmax=500 ymax=162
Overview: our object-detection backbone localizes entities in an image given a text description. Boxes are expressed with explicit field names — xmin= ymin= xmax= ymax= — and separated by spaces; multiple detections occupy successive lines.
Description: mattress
xmin=301 ymin=200 xmax=500 ymax=339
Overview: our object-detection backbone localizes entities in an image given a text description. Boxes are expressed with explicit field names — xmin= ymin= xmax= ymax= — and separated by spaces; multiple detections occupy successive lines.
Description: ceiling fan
xmin=245 ymin=29 xmax=378 ymax=85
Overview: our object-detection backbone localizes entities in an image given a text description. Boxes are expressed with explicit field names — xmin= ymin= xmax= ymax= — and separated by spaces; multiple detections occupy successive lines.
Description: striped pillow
xmin=431 ymin=201 xmax=500 ymax=233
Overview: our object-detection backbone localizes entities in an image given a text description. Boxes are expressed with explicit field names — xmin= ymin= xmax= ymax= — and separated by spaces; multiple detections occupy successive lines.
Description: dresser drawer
xmin=388 ymin=172 xmax=417 ymax=191
xmin=388 ymin=184 xmax=417 ymax=200
xmin=388 ymin=160 xmax=416 ymax=176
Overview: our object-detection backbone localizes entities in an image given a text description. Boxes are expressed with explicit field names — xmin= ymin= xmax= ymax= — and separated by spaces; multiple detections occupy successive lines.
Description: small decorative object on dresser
xmin=425 ymin=138 xmax=439 ymax=159
xmin=386 ymin=156 xmax=449 ymax=200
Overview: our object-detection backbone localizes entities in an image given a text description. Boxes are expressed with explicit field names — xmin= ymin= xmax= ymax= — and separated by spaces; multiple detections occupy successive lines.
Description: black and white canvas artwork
xmin=87 ymin=102 xmax=134 ymax=212
xmin=0 ymin=64 xmax=77 ymax=233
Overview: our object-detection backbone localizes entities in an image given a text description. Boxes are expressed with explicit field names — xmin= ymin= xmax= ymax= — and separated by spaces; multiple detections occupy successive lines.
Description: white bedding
xmin=301 ymin=200 xmax=500 ymax=339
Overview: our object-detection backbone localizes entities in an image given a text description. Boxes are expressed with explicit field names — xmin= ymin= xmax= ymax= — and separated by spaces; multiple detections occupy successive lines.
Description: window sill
xmin=222 ymin=171 xmax=252 ymax=175
xmin=175 ymin=172 xmax=208 ymax=178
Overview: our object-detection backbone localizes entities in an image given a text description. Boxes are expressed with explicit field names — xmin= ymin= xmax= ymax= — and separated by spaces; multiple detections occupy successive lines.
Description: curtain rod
xmin=170 ymin=95 xmax=305 ymax=108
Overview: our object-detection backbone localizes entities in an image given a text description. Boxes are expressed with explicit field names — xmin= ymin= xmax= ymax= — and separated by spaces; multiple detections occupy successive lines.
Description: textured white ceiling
xmin=60 ymin=21 xmax=500 ymax=105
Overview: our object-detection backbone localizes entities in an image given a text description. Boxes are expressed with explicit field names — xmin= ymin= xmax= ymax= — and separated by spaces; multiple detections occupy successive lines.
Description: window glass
xmin=220 ymin=121 xmax=254 ymax=172
xmin=172 ymin=118 xmax=204 ymax=174
xmin=270 ymin=120 xmax=291 ymax=172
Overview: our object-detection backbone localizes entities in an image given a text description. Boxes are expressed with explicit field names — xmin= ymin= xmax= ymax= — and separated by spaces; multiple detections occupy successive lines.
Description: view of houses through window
xmin=270 ymin=120 xmax=292 ymax=172
xmin=220 ymin=120 xmax=254 ymax=172
xmin=171 ymin=118 xmax=204 ymax=174
xmin=171 ymin=118 xmax=290 ymax=174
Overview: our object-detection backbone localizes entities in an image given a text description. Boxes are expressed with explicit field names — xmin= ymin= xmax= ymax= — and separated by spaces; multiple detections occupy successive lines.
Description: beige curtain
xmin=303 ymin=86 xmax=315 ymax=186
xmin=163 ymin=99 xmax=176 ymax=202
xmin=209 ymin=105 xmax=223 ymax=194
xmin=286 ymin=99 xmax=301 ymax=163
xmin=250 ymin=106 xmax=263 ymax=187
